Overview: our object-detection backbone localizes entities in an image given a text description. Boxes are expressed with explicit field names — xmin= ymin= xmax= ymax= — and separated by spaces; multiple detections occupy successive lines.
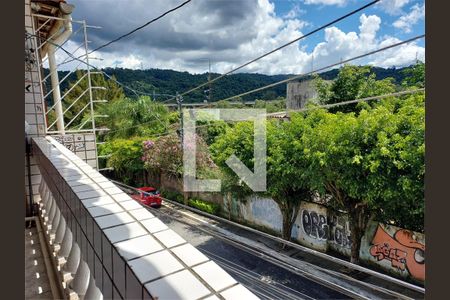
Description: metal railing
xmin=30 ymin=14 xmax=108 ymax=170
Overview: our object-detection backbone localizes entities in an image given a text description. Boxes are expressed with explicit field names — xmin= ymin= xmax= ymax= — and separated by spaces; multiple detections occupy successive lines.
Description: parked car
xmin=130 ymin=187 xmax=162 ymax=208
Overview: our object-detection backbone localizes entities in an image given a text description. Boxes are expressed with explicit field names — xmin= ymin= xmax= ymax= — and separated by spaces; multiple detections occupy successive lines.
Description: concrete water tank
xmin=286 ymin=80 xmax=318 ymax=110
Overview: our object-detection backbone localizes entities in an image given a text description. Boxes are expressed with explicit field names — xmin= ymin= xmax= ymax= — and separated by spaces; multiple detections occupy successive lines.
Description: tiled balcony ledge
xmin=32 ymin=136 xmax=258 ymax=299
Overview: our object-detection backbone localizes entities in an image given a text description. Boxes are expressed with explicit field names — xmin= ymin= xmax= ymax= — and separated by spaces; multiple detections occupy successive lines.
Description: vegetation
xmin=188 ymin=198 xmax=221 ymax=215
xmin=159 ymin=189 xmax=184 ymax=203
xmin=211 ymin=64 xmax=425 ymax=262
xmin=98 ymin=137 xmax=147 ymax=186
xmin=49 ymin=65 xmax=415 ymax=103
xmin=99 ymin=96 xmax=171 ymax=140
xmin=300 ymin=93 xmax=424 ymax=263
xmin=61 ymin=62 xmax=424 ymax=267
xmin=47 ymin=70 xmax=125 ymax=130
xmin=141 ymin=133 xmax=217 ymax=179
xmin=211 ymin=118 xmax=314 ymax=241
xmin=314 ymin=65 xmax=396 ymax=113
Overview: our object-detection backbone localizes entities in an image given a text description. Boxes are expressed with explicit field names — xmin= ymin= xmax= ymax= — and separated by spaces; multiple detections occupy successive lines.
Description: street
xmin=150 ymin=204 xmax=350 ymax=300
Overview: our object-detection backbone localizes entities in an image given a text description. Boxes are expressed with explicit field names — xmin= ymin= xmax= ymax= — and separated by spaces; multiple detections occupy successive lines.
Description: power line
xmin=60 ymin=0 xmax=193 ymax=65
xmin=26 ymin=32 xmax=172 ymax=130
xmin=29 ymin=31 xmax=175 ymax=103
xmin=104 ymin=88 xmax=425 ymax=139
xmin=100 ymin=35 xmax=425 ymax=137
xmin=166 ymin=0 xmax=381 ymax=103
xmin=265 ymin=88 xmax=425 ymax=117
xmin=215 ymin=34 xmax=425 ymax=103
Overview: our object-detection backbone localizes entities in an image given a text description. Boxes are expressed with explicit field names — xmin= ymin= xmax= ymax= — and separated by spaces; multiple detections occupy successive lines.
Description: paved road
xmin=150 ymin=205 xmax=350 ymax=300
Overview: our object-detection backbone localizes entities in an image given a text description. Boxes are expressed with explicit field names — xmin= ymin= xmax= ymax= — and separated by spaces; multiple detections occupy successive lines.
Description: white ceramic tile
xmin=97 ymin=181 xmax=118 ymax=189
xmin=141 ymin=218 xmax=168 ymax=233
xmin=72 ymin=184 xmax=101 ymax=193
xmin=77 ymin=189 xmax=107 ymax=200
xmin=153 ymin=229 xmax=186 ymax=248
xmin=193 ymin=261 xmax=237 ymax=292
xmin=119 ymin=200 xmax=143 ymax=211
xmin=114 ymin=235 xmax=163 ymax=260
xmin=128 ymin=208 xmax=155 ymax=221
xmin=104 ymin=222 xmax=147 ymax=243
xmin=65 ymin=175 xmax=94 ymax=187
xmin=203 ymin=295 xmax=220 ymax=300
xmin=87 ymin=203 xmax=124 ymax=217
xmin=171 ymin=244 xmax=209 ymax=267
xmin=128 ymin=250 xmax=183 ymax=283
xmin=220 ymin=284 xmax=259 ymax=300
xmin=144 ymin=269 xmax=210 ymax=300
xmin=111 ymin=193 xmax=132 ymax=202
xmin=104 ymin=186 xmax=124 ymax=195
xmin=82 ymin=195 xmax=115 ymax=208
xmin=95 ymin=212 xmax=134 ymax=229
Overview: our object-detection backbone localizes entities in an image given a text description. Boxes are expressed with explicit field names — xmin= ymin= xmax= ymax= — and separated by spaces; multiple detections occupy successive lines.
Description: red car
xmin=130 ymin=187 xmax=162 ymax=208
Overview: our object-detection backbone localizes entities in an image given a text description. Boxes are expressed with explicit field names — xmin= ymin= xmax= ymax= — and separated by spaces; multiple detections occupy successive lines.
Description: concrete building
xmin=286 ymin=79 xmax=318 ymax=110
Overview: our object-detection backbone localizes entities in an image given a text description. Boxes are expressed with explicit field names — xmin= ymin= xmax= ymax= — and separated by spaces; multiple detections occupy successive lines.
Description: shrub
xmin=188 ymin=198 xmax=220 ymax=215
xmin=160 ymin=189 xmax=184 ymax=204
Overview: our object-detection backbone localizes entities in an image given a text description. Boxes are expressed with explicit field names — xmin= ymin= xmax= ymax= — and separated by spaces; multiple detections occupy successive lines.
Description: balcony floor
xmin=25 ymin=223 xmax=54 ymax=299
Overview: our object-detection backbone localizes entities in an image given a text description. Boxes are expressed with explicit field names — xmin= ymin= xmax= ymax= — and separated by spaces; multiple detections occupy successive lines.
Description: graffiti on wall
xmin=301 ymin=210 xmax=352 ymax=248
xmin=369 ymin=225 xmax=425 ymax=281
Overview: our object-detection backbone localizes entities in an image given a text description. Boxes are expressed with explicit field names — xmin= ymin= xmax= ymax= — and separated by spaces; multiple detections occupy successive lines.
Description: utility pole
xmin=208 ymin=59 xmax=212 ymax=102
xmin=202 ymin=58 xmax=212 ymax=104
xmin=176 ymin=92 xmax=184 ymax=147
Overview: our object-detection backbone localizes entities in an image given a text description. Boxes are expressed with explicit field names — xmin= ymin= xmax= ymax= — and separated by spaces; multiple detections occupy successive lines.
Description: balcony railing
xmin=32 ymin=136 xmax=258 ymax=299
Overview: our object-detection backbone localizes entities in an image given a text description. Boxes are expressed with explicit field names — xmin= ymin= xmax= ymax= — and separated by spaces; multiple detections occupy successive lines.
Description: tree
xmin=142 ymin=133 xmax=216 ymax=180
xmin=401 ymin=61 xmax=425 ymax=88
xmin=211 ymin=117 xmax=313 ymax=240
xmin=98 ymin=137 xmax=147 ymax=186
xmin=100 ymin=96 xmax=171 ymax=140
xmin=301 ymin=94 xmax=425 ymax=263
xmin=47 ymin=70 xmax=126 ymax=130
xmin=254 ymin=98 xmax=286 ymax=113
xmin=315 ymin=65 xmax=396 ymax=113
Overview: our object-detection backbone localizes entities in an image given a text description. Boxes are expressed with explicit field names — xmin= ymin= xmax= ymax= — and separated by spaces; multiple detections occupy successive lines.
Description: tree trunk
xmin=277 ymin=198 xmax=301 ymax=242
xmin=281 ymin=211 xmax=294 ymax=241
xmin=226 ymin=192 xmax=232 ymax=220
xmin=347 ymin=202 xmax=371 ymax=264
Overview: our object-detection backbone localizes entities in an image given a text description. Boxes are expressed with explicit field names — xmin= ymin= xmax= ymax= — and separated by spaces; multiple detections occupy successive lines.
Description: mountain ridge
xmin=48 ymin=65 xmax=413 ymax=103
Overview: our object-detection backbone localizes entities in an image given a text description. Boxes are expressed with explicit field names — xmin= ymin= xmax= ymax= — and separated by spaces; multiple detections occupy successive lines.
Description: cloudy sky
xmin=60 ymin=0 xmax=425 ymax=75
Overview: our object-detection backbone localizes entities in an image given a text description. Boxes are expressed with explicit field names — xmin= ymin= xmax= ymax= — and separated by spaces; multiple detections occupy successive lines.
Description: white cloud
xmin=309 ymin=13 xmax=424 ymax=70
xmin=393 ymin=3 xmax=425 ymax=33
xmin=283 ymin=4 xmax=306 ymax=19
xmin=60 ymin=0 xmax=424 ymax=75
xmin=377 ymin=0 xmax=410 ymax=15
xmin=304 ymin=0 xmax=348 ymax=6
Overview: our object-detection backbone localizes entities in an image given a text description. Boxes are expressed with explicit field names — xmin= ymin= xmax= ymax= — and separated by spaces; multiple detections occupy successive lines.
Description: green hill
xmin=45 ymin=65 xmax=413 ymax=103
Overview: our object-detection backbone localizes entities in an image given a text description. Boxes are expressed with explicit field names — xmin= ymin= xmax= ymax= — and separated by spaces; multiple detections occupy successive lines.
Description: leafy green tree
xmin=98 ymin=137 xmax=147 ymax=185
xmin=100 ymin=96 xmax=171 ymax=140
xmin=196 ymin=120 xmax=230 ymax=145
xmin=254 ymin=98 xmax=286 ymax=113
xmin=315 ymin=65 xmax=396 ymax=113
xmin=402 ymin=61 xmax=425 ymax=88
xmin=211 ymin=118 xmax=313 ymax=240
xmin=48 ymin=70 xmax=125 ymax=130
xmin=301 ymin=94 xmax=424 ymax=263
xmin=142 ymin=133 xmax=216 ymax=178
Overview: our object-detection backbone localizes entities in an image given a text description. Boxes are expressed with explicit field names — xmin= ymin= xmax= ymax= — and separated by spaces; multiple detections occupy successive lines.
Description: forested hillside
xmin=47 ymin=65 xmax=413 ymax=103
